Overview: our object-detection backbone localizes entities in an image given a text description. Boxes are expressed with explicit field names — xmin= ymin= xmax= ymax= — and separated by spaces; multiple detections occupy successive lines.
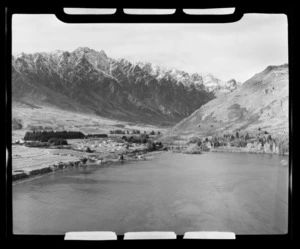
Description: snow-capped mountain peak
xmin=137 ymin=61 xmax=241 ymax=93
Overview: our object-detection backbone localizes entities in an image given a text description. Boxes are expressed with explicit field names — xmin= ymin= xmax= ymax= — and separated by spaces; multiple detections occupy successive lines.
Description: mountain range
xmin=12 ymin=47 xmax=241 ymax=126
xmin=12 ymin=47 xmax=288 ymax=142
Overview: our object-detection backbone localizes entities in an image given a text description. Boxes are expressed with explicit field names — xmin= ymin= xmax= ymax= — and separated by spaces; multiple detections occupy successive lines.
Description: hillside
xmin=164 ymin=64 xmax=289 ymax=142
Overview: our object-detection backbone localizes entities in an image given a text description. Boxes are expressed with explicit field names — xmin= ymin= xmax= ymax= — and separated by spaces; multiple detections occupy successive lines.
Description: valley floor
xmin=11 ymin=137 xmax=165 ymax=183
xmin=12 ymin=103 xmax=168 ymax=140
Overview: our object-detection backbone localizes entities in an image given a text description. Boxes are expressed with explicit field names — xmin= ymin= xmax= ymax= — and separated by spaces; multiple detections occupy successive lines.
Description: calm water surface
xmin=13 ymin=152 xmax=288 ymax=235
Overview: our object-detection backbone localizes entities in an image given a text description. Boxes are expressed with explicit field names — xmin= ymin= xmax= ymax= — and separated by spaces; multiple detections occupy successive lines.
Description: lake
xmin=13 ymin=151 xmax=289 ymax=235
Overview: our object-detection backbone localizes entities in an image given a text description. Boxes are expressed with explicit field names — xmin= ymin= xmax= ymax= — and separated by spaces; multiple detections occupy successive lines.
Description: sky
xmin=12 ymin=13 xmax=288 ymax=82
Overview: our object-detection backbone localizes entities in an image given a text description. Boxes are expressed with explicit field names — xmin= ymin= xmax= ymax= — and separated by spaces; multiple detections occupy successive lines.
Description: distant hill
xmin=164 ymin=64 xmax=288 ymax=142
xmin=12 ymin=47 xmax=242 ymax=127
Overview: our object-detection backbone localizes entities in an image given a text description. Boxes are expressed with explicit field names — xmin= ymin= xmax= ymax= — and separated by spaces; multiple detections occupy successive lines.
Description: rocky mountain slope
xmin=137 ymin=62 xmax=242 ymax=94
xmin=164 ymin=64 xmax=288 ymax=141
xmin=12 ymin=47 xmax=240 ymax=127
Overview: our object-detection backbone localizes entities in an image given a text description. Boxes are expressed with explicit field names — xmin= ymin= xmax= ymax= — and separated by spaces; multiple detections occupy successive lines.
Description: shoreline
xmin=12 ymin=148 xmax=167 ymax=184
xmin=12 ymin=143 xmax=289 ymax=184
xmin=210 ymin=147 xmax=289 ymax=156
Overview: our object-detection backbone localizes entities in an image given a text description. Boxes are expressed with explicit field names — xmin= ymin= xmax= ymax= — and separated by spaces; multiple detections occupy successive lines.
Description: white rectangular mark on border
xmin=64 ymin=8 xmax=117 ymax=15
xmin=124 ymin=9 xmax=176 ymax=15
xmin=183 ymin=8 xmax=235 ymax=15
xmin=64 ymin=231 xmax=117 ymax=240
xmin=184 ymin=231 xmax=236 ymax=239
xmin=124 ymin=231 xmax=177 ymax=240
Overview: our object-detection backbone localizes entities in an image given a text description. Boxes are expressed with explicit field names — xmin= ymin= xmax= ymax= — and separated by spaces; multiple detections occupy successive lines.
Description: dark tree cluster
xmin=122 ymin=134 xmax=150 ymax=144
xmin=150 ymin=130 xmax=156 ymax=135
xmin=48 ymin=138 xmax=68 ymax=145
xmin=24 ymin=130 xmax=85 ymax=142
xmin=110 ymin=130 xmax=126 ymax=134
xmin=147 ymin=141 xmax=163 ymax=151
xmin=132 ymin=130 xmax=141 ymax=134
xmin=209 ymin=133 xmax=251 ymax=148
xmin=86 ymin=134 xmax=108 ymax=138
xmin=121 ymin=134 xmax=163 ymax=151
xmin=147 ymin=141 xmax=157 ymax=151
xmin=25 ymin=141 xmax=50 ymax=147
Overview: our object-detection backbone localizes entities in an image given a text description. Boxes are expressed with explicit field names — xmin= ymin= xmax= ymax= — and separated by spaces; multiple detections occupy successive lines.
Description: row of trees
xmin=130 ymin=130 xmax=161 ymax=135
xmin=24 ymin=130 xmax=85 ymax=142
xmin=110 ymin=130 xmax=161 ymax=135
xmin=25 ymin=138 xmax=68 ymax=147
xmin=23 ymin=129 xmax=162 ymax=142
xmin=110 ymin=129 xmax=126 ymax=134
xmin=86 ymin=134 xmax=108 ymax=138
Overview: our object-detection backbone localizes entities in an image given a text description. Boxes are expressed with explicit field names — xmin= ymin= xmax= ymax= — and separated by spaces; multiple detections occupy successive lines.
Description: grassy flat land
xmin=12 ymin=145 xmax=77 ymax=173
xmin=11 ymin=136 xmax=158 ymax=179
xmin=12 ymin=102 xmax=168 ymax=142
